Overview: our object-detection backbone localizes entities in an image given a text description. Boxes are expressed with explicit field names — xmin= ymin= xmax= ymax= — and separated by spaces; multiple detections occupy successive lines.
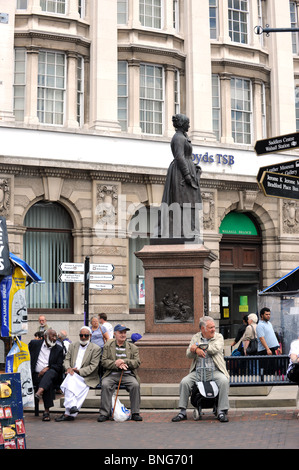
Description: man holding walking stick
xmin=97 ymin=324 xmax=143 ymax=422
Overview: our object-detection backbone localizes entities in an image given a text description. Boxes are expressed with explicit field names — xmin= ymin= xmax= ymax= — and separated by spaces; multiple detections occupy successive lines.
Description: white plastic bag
xmin=111 ymin=393 xmax=131 ymax=422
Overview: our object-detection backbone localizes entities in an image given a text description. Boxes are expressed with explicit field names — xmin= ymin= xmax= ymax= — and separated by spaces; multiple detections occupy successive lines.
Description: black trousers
xmin=32 ymin=369 xmax=59 ymax=409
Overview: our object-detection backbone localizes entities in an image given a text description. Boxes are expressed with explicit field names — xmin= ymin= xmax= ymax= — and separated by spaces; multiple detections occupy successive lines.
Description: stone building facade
xmin=1 ymin=0 xmax=299 ymax=347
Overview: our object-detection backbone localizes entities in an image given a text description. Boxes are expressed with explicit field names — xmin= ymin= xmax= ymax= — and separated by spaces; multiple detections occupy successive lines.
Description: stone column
xmin=89 ymin=0 xmax=121 ymax=132
xmin=0 ymin=0 xmax=15 ymax=122
xmin=66 ymin=52 xmax=79 ymax=128
xmin=183 ymin=0 xmax=216 ymax=142
xmin=266 ymin=0 xmax=296 ymax=135
xmin=127 ymin=60 xmax=142 ymax=134
xmin=24 ymin=47 xmax=39 ymax=125
xmin=219 ymin=73 xmax=234 ymax=144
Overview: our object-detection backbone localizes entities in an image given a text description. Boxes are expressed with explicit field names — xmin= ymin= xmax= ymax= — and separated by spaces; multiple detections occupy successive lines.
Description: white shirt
xmin=35 ymin=341 xmax=51 ymax=373
xmin=75 ymin=344 xmax=88 ymax=369
xmin=104 ymin=322 xmax=114 ymax=339
xmin=287 ymin=339 xmax=299 ymax=375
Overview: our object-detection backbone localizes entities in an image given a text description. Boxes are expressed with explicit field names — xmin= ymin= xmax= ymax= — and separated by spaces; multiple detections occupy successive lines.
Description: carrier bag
xmin=111 ymin=393 xmax=131 ymax=422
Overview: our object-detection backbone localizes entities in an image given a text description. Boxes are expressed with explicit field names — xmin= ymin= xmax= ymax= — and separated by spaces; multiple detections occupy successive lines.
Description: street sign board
xmin=259 ymin=171 xmax=299 ymax=200
xmin=90 ymin=263 xmax=114 ymax=272
xmin=59 ymin=273 xmax=84 ymax=282
xmin=59 ymin=262 xmax=84 ymax=272
xmin=89 ymin=283 xmax=114 ymax=290
xmin=254 ymin=132 xmax=299 ymax=155
xmin=90 ymin=274 xmax=114 ymax=281
xmin=257 ymin=159 xmax=299 ymax=183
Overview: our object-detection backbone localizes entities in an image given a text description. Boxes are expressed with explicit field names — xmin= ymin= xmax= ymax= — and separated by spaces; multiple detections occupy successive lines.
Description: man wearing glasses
xmin=55 ymin=326 xmax=101 ymax=422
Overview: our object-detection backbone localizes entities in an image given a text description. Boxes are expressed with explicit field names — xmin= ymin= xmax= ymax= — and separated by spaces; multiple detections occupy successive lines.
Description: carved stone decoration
xmin=154 ymin=277 xmax=194 ymax=323
xmin=96 ymin=184 xmax=119 ymax=226
xmin=202 ymin=191 xmax=215 ymax=230
xmin=238 ymin=189 xmax=258 ymax=211
xmin=282 ymin=200 xmax=299 ymax=233
xmin=0 ymin=178 xmax=10 ymax=216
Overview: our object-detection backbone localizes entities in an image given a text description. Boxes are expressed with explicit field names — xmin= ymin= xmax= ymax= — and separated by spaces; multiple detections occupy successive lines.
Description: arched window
xmin=24 ymin=201 xmax=73 ymax=311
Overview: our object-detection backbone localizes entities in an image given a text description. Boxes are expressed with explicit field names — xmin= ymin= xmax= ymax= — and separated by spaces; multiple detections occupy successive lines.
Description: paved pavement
xmin=23 ymin=407 xmax=298 ymax=451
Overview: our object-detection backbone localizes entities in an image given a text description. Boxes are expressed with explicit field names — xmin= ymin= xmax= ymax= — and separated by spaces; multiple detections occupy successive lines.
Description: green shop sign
xmin=219 ymin=212 xmax=258 ymax=236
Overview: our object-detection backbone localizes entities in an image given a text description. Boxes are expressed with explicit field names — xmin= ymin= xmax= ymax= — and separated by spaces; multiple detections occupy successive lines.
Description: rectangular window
xmin=261 ymin=82 xmax=266 ymax=138
xmin=40 ymin=0 xmax=66 ymax=14
xmin=290 ymin=1 xmax=298 ymax=54
xmin=118 ymin=61 xmax=128 ymax=131
xmin=173 ymin=0 xmax=179 ymax=31
xmin=37 ymin=51 xmax=66 ymax=126
xmin=295 ymin=87 xmax=299 ymax=131
xmin=228 ymin=0 xmax=248 ymax=44
xmin=17 ymin=0 xmax=28 ymax=8
xmin=14 ymin=48 xmax=26 ymax=122
xmin=117 ymin=0 xmax=128 ymax=24
xmin=257 ymin=0 xmax=264 ymax=47
xmin=209 ymin=0 xmax=218 ymax=39
xmin=77 ymin=56 xmax=84 ymax=126
xmin=231 ymin=77 xmax=252 ymax=144
xmin=174 ymin=69 xmax=180 ymax=114
xmin=212 ymin=74 xmax=220 ymax=141
xmin=140 ymin=0 xmax=162 ymax=29
xmin=140 ymin=63 xmax=164 ymax=135
xmin=78 ymin=0 xmax=85 ymax=18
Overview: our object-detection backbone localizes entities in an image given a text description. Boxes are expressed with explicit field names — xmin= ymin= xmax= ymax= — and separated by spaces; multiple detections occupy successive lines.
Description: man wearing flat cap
xmin=97 ymin=324 xmax=142 ymax=422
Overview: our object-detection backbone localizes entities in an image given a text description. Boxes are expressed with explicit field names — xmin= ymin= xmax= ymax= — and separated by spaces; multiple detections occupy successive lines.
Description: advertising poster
xmin=0 ymin=373 xmax=26 ymax=449
xmin=0 ymin=266 xmax=28 ymax=337
xmin=5 ymin=339 xmax=34 ymax=408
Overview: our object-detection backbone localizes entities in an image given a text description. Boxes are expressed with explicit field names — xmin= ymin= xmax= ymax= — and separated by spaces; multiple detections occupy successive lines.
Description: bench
xmin=224 ymin=354 xmax=295 ymax=386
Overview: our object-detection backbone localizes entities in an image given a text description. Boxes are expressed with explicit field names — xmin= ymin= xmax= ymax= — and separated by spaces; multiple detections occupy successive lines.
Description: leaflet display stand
xmin=0 ymin=372 xmax=26 ymax=449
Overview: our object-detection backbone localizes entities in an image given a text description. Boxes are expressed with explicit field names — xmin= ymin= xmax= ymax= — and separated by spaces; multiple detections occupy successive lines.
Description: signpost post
xmin=59 ymin=258 xmax=115 ymax=326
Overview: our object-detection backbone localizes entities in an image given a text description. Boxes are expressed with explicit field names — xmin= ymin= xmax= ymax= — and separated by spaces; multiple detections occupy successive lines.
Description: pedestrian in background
xmin=256 ymin=307 xmax=279 ymax=355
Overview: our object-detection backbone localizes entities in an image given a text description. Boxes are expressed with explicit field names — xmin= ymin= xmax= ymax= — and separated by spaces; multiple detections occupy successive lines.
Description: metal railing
xmin=224 ymin=355 xmax=293 ymax=386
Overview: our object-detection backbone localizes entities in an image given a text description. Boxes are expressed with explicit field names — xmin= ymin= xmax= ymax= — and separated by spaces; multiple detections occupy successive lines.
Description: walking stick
xmin=111 ymin=369 xmax=124 ymax=420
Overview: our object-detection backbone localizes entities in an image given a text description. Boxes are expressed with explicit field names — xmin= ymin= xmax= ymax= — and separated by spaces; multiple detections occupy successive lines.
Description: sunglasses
xmin=79 ymin=334 xmax=90 ymax=338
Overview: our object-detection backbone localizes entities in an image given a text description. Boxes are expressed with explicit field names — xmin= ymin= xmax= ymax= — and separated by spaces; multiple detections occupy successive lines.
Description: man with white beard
xmin=29 ymin=328 xmax=64 ymax=421
xmin=55 ymin=326 xmax=101 ymax=422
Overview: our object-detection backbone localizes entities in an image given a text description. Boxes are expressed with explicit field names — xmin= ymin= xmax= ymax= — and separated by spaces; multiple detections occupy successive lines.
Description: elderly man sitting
xmin=55 ymin=326 xmax=101 ymax=422
xmin=172 ymin=316 xmax=230 ymax=423
xmin=97 ymin=324 xmax=142 ymax=422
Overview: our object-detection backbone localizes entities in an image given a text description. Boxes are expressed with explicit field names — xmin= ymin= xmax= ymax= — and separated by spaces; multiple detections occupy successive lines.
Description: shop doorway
xmin=219 ymin=212 xmax=262 ymax=339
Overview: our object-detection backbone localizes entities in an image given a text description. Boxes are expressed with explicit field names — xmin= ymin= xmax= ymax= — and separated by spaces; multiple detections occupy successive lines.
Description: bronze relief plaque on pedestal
xmin=154 ymin=277 xmax=193 ymax=324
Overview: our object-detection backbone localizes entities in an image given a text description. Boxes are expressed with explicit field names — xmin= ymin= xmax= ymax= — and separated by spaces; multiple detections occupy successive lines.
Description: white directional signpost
xmin=59 ymin=257 xmax=115 ymax=325
xmin=59 ymin=273 xmax=84 ymax=283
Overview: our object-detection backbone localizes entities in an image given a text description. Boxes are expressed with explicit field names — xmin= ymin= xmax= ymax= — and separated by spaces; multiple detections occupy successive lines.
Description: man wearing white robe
xmin=55 ymin=326 xmax=101 ymax=421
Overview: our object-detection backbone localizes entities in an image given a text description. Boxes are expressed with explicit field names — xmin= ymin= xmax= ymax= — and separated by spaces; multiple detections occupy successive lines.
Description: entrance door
xmin=219 ymin=212 xmax=262 ymax=339
xmin=220 ymin=280 xmax=259 ymax=338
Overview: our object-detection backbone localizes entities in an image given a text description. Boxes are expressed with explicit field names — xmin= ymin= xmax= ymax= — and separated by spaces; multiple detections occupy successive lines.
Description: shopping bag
xmin=5 ymin=338 xmax=34 ymax=408
xmin=111 ymin=393 xmax=131 ymax=422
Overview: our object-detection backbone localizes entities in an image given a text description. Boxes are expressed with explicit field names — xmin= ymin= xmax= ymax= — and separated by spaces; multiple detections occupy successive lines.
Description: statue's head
xmin=172 ymin=114 xmax=190 ymax=131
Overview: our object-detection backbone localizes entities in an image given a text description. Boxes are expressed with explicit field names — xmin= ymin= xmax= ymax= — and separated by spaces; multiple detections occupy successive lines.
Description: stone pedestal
xmin=135 ymin=243 xmax=217 ymax=383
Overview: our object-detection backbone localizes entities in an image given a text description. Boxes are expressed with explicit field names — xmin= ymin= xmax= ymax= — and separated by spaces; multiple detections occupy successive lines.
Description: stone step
xmin=59 ymin=384 xmax=298 ymax=410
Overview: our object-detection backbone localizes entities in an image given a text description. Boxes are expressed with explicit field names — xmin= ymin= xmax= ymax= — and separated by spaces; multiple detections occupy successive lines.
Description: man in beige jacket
xmin=172 ymin=316 xmax=230 ymax=423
